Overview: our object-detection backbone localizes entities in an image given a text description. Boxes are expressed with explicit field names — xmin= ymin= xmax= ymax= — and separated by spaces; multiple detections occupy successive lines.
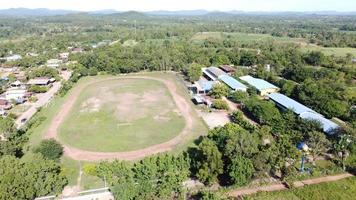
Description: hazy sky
xmin=0 ymin=0 xmax=355 ymax=12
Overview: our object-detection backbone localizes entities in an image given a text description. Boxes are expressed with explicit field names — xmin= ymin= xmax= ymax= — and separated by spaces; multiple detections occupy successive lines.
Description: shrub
xmin=212 ymin=99 xmax=229 ymax=110
xmin=33 ymin=139 xmax=63 ymax=161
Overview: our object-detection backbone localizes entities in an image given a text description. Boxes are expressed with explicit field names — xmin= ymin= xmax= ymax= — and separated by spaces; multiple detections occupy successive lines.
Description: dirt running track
xmin=44 ymin=76 xmax=194 ymax=161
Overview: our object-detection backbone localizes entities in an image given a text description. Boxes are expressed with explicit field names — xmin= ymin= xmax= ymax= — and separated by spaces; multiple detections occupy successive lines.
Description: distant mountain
xmin=146 ymin=10 xmax=210 ymax=16
xmin=107 ymin=11 xmax=148 ymax=18
xmin=0 ymin=8 xmax=78 ymax=16
xmin=0 ymin=8 xmax=355 ymax=17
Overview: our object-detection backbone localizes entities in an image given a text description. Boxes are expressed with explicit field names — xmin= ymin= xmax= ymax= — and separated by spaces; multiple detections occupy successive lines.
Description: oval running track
xmin=44 ymin=76 xmax=195 ymax=161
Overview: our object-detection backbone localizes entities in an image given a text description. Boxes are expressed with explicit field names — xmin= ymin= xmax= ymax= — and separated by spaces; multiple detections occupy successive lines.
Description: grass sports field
xmin=247 ymin=177 xmax=356 ymax=200
xmin=22 ymin=72 xmax=208 ymax=187
xmin=58 ymin=78 xmax=185 ymax=152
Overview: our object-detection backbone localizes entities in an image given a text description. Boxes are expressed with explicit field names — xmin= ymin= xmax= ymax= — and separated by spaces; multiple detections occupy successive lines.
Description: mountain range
xmin=0 ymin=8 xmax=355 ymax=17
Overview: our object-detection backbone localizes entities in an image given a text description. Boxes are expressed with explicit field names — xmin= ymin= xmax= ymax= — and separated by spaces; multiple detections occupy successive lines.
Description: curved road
xmin=44 ymin=76 xmax=194 ymax=161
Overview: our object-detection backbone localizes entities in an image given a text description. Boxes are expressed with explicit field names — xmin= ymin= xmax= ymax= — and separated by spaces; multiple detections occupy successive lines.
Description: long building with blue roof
xmin=268 ymin=92 xmax=339 ymax=134
xmin=239 ymin=75 xmax=279 ymax=96
xmin=219 ymin=75 xmax=247 ymax=92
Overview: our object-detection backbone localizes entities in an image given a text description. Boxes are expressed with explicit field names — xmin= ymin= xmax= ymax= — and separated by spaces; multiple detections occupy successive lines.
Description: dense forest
xmin=0 ymin=12 xmax=355 ymax=199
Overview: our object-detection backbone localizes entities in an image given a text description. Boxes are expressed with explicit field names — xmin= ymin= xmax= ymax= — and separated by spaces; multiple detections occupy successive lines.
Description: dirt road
xmin=44 ymin=75 xmax=195 ymax=161
xmin=16 ymin=71 xmax=72 ymax=129
xmin=227 ymin=173 xmax=354 ymax=197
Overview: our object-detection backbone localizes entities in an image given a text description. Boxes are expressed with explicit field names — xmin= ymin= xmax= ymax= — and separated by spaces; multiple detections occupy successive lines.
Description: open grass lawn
xmin=302 ymin=45 xmax=356 ymax=57
xmin=247 ymin=177 xmax=356 ymax=200
xmin=191 ymin=32 xmax=306 ymax=44
xmin=22 ymin=72 xmax=208 ymax=187
xmin=191 ymin=32 xmax=356 ymax=57
xmin=58 ymin=77 xmax=186 ymax=152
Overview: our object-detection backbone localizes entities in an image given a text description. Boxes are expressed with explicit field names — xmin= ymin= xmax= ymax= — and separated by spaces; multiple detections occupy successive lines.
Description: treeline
xmin=0 ymin=116 xmax=67 ymax=200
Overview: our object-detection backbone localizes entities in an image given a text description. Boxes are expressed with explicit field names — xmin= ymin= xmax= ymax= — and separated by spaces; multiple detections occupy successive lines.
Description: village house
xmin=47 ymin=59 xmax=62 ymax=68
xmin=4 ymin=89 xmax=27 ymax=103
xmin=239 ymin=75 xmax=279 ymax=96
xmin=59 ymin=52 xmax=70 ymax=61
xmin=27 ymin=77 xmax=53 ymax=86
xmin=0 ymin=54 xmax=22 ymax=62
xmin=0 ymin=99 xmax=12 ymax=110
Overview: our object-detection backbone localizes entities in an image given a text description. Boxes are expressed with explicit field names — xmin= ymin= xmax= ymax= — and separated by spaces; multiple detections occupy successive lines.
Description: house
xmin=0 ymin=99 xmax=12 ymax=110
xmin=268 ymin=93 xmax=339 ymax=134
xmin=47 ymin=59 xmax=62 ymax=68
xmin=193 ymin=79 xmax=216 ymax=94
xmin=71 ymin=47 xmax=84 ymax=54
xmin=219 ymin=65 xmax=236 ymax=74
xmin=202 ymin=67 xmax=227 ymax=81
xmin=239 ymin=75 xmax=279 ymax=96
xmin=26 ymin=52 xmax=39 ymax=57
xmin=219 ymin=75 xmax=247 ymax=92
xmin=59 ymin=52 xmax=70 ymax=61
xmin=27 ymin=77 xmax=51 ymax=86
xmin=1 ymin=54 xmax=22 ymax=62
xmin=5 ymin=89 xmax=27 ymax=102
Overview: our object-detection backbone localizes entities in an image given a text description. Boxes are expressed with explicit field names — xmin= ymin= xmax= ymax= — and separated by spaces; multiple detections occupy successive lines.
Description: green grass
xmin=191 ymin=32 xmax=306 ymax=44
xmin=192 ymin=31 xmax=356 ymax=57
xmin=246 ymin=177 xmax=356 ymax=200
xmin=58 ymin=78 xmax=185 ymax=152
xmin=21 ymin=72 xmax=208 ymax=188
xmin=302 ymin=45 xmax=356 ymax=57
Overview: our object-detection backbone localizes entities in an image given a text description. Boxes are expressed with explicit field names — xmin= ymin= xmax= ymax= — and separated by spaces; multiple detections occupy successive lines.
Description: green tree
xmin=0 ymin=155 xmax=67 ymax=200
xmin=305 ymin=131 xmax=331 ymax=164
xmin=228 ymin=155 xmax=254 ymax=186
xmin=229 ymin=90 xmax=248 ymax=103
xmin=196 ymin=138 xmax=224 ymax=185
xmin=212 ymin=99 xmax=229 ymax=110
xmin=209 ymin=84 xmax=228 ymax=99
xmin=187 ymin=63 xmax=202 ymax=82
xmin=33 ymin=139 xmax=63 ymax=161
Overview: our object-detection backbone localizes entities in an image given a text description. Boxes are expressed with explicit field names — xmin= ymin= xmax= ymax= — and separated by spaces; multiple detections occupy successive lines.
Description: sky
xmin=0 ymin=0 xmax=355 ymax=12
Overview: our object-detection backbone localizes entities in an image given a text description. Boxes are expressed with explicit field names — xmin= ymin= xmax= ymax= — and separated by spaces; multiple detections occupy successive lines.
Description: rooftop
xmin=268 ymin=93 xmax=317 ymax=115
xmin=300 ymin=112 xmax=339 ymax=134
xmin=239 ymin=75 xmax=279 ymax=91
xmin=27 ymin=77 xmax=50 ymax=85
xmin=219 ymin=65 xmax=235 ymax=73
xmin=197 ymin=79 xmax=215 ymax=91
xmin=268 ymin=93 xmax=339 ymax=134
xmin=219 ymin=75 xmax=247 ymax=90
xmin=206 ymin=66 xmax=227 ymax=78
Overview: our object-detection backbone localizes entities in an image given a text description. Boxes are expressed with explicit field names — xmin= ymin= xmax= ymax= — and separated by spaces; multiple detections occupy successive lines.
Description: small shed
xmin=219 ymin=65 xmax=236 ymax=74
xmin=27 ymin=77 xmax=51 ymax=86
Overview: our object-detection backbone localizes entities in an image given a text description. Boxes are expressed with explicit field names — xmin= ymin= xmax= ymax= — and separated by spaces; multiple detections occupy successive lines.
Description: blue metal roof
xmin=268 ymin=93 xmax=339 ymax=134
xmin=219 ymin=75 xmax=247 ymax=91
xmin=239 ymin=75 xmax=279 ymax=91
xmin=300 ymin=112 xmax=339 ymax=134
xmin=197 ymin=79 xmax=215 ymax=91
xmin=268 ymin=93 xmax=317 ymax=115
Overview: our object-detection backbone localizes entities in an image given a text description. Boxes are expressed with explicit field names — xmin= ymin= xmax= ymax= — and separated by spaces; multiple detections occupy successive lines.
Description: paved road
xmin=15 ymin=71 xmax=72 ymax=129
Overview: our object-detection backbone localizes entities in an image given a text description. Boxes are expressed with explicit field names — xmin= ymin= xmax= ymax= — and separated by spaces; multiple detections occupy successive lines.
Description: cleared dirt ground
xmin=44 ymin=75 xmax=199 ymax=161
